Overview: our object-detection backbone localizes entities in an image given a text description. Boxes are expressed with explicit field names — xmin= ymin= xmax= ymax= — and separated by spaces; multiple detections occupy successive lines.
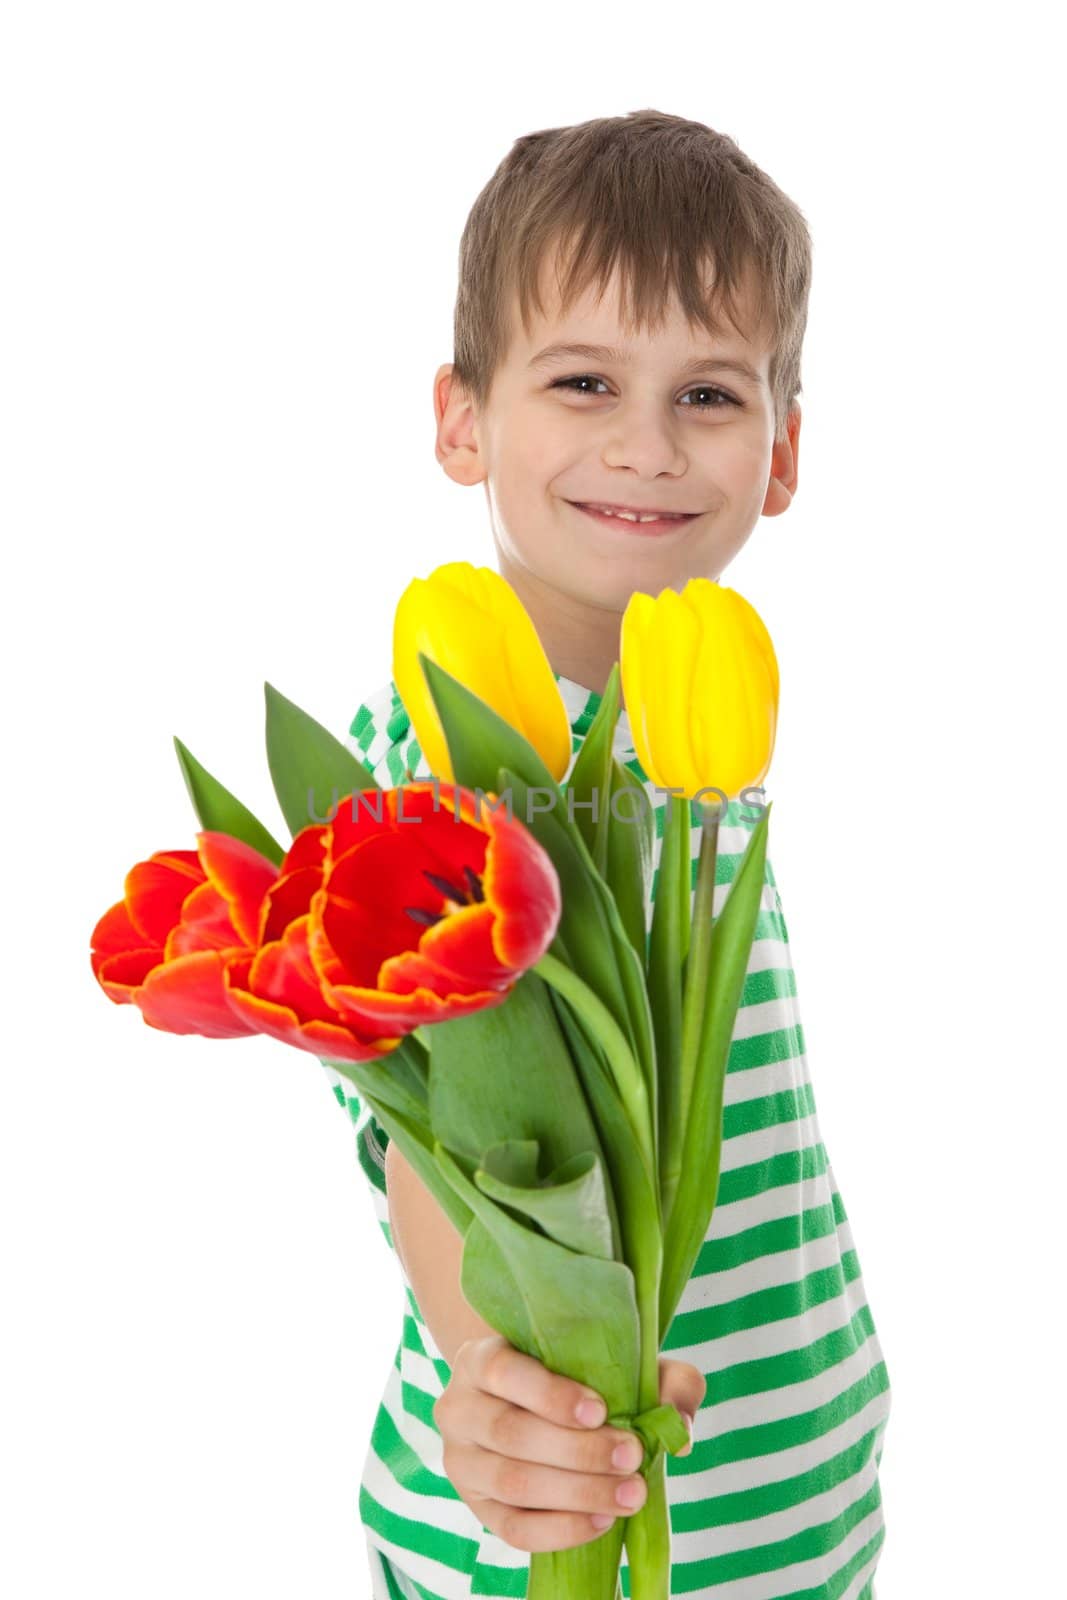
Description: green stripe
xmin=721 ymin=1080 xmax=815 ymax=1142
xmin=668 ymin=1246 xmax=865 ymax=1355
xmin=359 ymin=1484 xmax=477 ymax=1577
xmin=670 ymin=1361 xmax=891 ymax=1477
xmin=671 ymin=1421 xmax=885 ymax=1531
xmin=661 ymin=1477 xmax=885 ymax=1594
xmin=668 ymin=1295 xmax=878 ymax=1403
xmin=695 ymin=1194 xmax=844 ymax=1276
xmin=469 ymin=1556 xmax=531 ymax=1596
xmin=727 ymin=1021 xmax=806 ymax=1073
xmin=368 ymin=1394 xmax=454 ymax=1500
xmin=715 ymin=1142 xmax=828 ymax=1207
xmin=741 ymin=964 xmax=798 ymax=1006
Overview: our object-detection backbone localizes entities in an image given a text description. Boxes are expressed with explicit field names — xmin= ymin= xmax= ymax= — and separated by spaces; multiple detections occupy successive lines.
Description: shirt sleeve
xmin=317 ymin=679 xmax=417 ymax=1202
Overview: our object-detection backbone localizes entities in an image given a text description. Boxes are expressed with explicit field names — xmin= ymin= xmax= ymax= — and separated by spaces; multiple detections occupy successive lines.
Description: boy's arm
xmin=384 ymin=1137 xmax=497 ymax=1367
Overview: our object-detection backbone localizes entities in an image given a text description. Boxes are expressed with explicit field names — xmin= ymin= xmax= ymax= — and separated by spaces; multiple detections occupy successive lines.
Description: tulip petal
xmin=94 ymin=946 xmax=168 ymax=1002
xmin=90 ymin=899 xmax=155 ymax=979
xmin=480 ymin=810 xmax=562 ymax=970
xmin=195 ymin=831 xmax=280 ymax=946
xmin=124 ymin=851 xmax=204 ymax=944
xmin=164 ymin=879 xmax=243 ymax=957
xmin=393 ymin=561 xmax=572 ymax=782
xmin=224 ymin=941 xmax=400 ymax=1063
xmin=323 ymin=971 xmax=510 ymax=1032
xmin=137 ymin=948 xmax=259 ymax=1038
xmin=415 ymin=902 xmax=514 ymax=987
xmin=621 ymin=577 xmax=778 ymax=802
xmin=258 ymin=865 xmax=323 ymax=944
xmin=280 ymin=824 xmax=329 ymax=876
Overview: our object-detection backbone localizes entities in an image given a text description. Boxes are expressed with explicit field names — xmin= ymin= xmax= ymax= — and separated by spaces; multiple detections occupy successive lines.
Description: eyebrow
xmin=526 ymin=341 xmax=764 ymax=387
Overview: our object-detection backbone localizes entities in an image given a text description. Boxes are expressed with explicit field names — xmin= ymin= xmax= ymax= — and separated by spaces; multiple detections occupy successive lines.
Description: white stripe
xmin=683 ymin=1221 xmax=854 ymax=1310
xmin=365 ymin=1526 xmax=476 ymax=1599
xmin=674 ymin=1267 xmax=875 ymax=1375
xmin=711 ymin=1171 xmax=837 ymax=1239
xmin=728 ymin=993 xmax=801 ymax=1042
xmin=723 ymin=1052 xmax=806 ymax=1107
xmin=669 ymin=1443 xmax=882 ymax=1565
xmin=716 ymin=1107 xmax=822 ymax=1173
xmin=667 ymin=1379 xmax=891 ymax=1506
xmin=669 ymin=1491 xmax=886 ymax=1599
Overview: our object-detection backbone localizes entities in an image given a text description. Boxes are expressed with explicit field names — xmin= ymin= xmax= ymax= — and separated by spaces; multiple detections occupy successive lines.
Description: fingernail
xmin=576 ymin=1397 xmax=607 ymax=1427
xmin=591 ymin=1514 xmax=615 ymax=1531
xmin=680 ymin=1412 xmax=694 ymax=1455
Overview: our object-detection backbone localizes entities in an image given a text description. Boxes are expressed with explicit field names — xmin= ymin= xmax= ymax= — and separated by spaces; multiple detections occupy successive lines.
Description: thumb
xmin=658 ymin=1357 xmax=706 ymax=1456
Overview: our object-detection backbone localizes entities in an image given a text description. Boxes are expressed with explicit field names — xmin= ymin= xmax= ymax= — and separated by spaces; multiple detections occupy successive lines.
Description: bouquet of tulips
xmin=90 ymin=562 xmax=777 ymax=1600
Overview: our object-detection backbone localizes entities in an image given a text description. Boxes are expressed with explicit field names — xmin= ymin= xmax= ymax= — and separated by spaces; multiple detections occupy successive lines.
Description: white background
xmin=3 ymin=4 xmax=1064 ymax=1595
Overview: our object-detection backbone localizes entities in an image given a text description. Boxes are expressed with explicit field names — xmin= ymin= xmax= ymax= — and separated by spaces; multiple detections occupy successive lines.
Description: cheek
xmin=717 ymin=427 xmax=771 ymax=482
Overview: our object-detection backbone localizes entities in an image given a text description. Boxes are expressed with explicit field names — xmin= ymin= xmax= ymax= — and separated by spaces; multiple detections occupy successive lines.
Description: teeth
xmin=584 ymin=504 xmax=685 ymax=523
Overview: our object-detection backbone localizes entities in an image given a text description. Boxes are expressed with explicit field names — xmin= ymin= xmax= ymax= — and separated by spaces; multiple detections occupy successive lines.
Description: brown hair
xmin=452 ymin=109 xmax=812 ymax=441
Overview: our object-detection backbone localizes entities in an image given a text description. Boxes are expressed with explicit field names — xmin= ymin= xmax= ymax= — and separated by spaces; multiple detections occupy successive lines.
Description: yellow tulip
xmin=392 ymin=561 xmax=574 ymax=784
xmin=620 ymin=578 xmax=778 ymax=802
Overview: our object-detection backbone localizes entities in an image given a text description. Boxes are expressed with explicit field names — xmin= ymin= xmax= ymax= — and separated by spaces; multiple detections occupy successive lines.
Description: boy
xmin=330 ymin=108 xmax=891 ymax=1600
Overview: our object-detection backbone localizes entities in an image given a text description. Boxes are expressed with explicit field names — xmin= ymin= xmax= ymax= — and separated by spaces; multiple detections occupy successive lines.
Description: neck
xmin=495 ymin=555 xmax=623 ymax=700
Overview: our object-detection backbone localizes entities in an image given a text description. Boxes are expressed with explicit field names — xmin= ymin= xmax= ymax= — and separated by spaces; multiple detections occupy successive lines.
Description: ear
xmin=762 ymin=402 xmax=801 ymax=518
xmin=434 ymin=363 xmax=487 ymax=487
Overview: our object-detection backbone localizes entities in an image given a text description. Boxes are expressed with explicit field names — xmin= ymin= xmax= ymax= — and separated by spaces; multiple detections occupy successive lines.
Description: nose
xmin=599 ymin=394 xmax=688 ymax=479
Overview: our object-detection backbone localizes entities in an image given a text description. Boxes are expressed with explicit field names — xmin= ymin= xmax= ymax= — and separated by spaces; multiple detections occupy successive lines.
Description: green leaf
xmin=475 ymin=1144 xmax=616 ymax=1260
xmin=173 ymin=737 xmax=285 ymax=865
xmin=604 ymin=760 xmax=654 ymax=966
xmin=543 ymin=982 xmax=656 ymax=1267
xmin=503 ymin=766 xmax=660 ymax=1167
xmin=433 ymin=1140 xmax=643 ymax=1419
xmin=647 ymin=793 xmax=690 ymax=1218
xmin=610 ymin=1401 xmax=690 ymax=1460
xmin=418 ymin=653 xmax=560 ymax=797
xmin=501 ymin=769 xmax=634 ymax=1044
xmin=323 ymin=1034 xmax=429 ymax=1116
xmin=264 ymin=681 xmax=380 ymax=839
xmin=427 ymin=970 xmax=610 ymax=1185
xmin=323 ymin=1047 xmax=474 ymax=1239
xmin=564 ymin=663 xmax=620 ymax=875
xmin=658 ymin=803 xmax=772 ymax=1338
xmin=478 ymin=1139 xmax=541 ymax=1188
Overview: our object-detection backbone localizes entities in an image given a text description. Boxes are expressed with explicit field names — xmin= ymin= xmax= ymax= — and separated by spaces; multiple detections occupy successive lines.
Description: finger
xmin=658 ymin=1356 xmax=707 ymax=1418
xmin=658 ymin=1357 xmax=706 ymax=1455
xmin=465 ymin=1493 xmax=620 ymax=1555
xmin=450 ymin=1438 xmax=648 ymax=1520
xmin=466 ymin=1388 xmax=648 ymax=1478
xmin=461 ymin=1334 xmax=615 ymax=1434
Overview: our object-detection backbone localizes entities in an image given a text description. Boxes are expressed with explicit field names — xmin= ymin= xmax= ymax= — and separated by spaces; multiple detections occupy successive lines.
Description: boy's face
xmin=433 ymin=249 xmax=800 ymax=684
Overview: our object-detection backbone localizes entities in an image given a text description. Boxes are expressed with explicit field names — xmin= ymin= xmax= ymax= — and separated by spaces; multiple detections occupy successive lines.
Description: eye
xmin=549 ymin=376 xmax=740 ymax=408
xmin=679 ymin=384 xmax=740 ymax=409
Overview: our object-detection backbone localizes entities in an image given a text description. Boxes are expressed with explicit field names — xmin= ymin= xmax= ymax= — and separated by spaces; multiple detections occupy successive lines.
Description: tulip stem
xmin=533 ymin=952 xmax=656 ymax=1175
xmin=663 ymin=803 xmax=720 ymax=1232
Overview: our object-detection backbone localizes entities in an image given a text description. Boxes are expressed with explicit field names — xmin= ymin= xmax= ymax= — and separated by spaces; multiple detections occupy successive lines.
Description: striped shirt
xmin=323 ymin=674 xmax=891 ymax=1600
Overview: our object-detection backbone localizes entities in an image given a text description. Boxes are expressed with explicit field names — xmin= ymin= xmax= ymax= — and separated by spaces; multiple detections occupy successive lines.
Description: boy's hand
xmin=433 ymin=1334 xmax=706 ymax=1555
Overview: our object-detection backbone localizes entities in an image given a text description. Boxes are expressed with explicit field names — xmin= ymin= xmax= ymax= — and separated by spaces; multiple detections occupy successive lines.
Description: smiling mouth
xmin=567 ymin=501 xmax=700 ymax=533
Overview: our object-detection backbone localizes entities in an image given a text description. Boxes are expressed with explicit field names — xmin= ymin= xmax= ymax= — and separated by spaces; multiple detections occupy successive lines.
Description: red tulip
xmin=89 ymin=834 xmax=279 ymax=1038
xmin=223 ymin=780 xmax=562 ymax=1053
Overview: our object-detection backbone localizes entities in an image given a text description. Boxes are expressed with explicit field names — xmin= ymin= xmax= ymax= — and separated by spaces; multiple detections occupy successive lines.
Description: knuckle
xmin=494 ymin=1457 xmax=531 ymax=1504
xmin=579 ymin=1472 xmax=609 ymax=1513
xmin=486 ymin=1405 xmax=521 ymax=1454
xmin=498 ymin=1507 xmax=534 ymax=1553
xmin=483 ymin=1338 xmax=513 ymax=1392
